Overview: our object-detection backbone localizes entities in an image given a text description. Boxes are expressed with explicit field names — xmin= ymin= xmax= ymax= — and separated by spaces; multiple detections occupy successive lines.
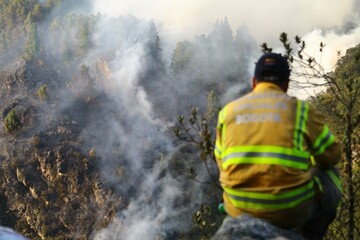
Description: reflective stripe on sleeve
xmin=214 ymin=144 xmax=222 ymax=159
xmin=221 ymin=105 xmax=228 ymax=144
xmin=294 ymin=101 xmax=309 ymax=151
xmin=326 ymin=169 xmax=343 ymax=193
xmin=215 ymin=106 xmax=226 ymax=159
xmin=221 ymin=145 xmax=310 ymax=170
xmin=312 ymin=126 xmax=335 ymax=155
xmin=217 ymin=108 xmax=225 ymax=128
xmin=223 ymin=180 xmax=315 ymax=210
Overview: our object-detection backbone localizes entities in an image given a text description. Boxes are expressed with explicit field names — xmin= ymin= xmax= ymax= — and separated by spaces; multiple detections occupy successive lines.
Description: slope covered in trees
xmin=308 ymin=44 xmax=360 ymax=240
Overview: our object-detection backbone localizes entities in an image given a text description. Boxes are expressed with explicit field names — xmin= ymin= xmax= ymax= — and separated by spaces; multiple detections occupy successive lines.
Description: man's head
xmin=252 ymin=53 xmax=290 ymax=92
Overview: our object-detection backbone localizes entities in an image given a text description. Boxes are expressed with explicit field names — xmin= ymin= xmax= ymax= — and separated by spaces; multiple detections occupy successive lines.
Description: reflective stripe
xmin=222 ymin=152 xmax=308 ymax=169
xmin=223 ymin=180 xmax=315 ymax=210
xmin=326 ymin=169 xmax=343 ymax=193
xmin=217 ymin=108 xmax=225 ymax=127
xmin=313 ymin=176 xmax=324 ymax=193
xmin=294 ymin=101 xmax=309 ymax=151
xmin=220 ymin=107 xmax=226 ymax=123
xmin=310 ymin=155 xmax=316 ymax=166
xmin=312 ymin=126 xmax=335 ymax=155
xmin=214 ymin=144 xmax=222 ymax=159
xmin=221 ymin=106 xmax=228 ymax=146
xmin=215 ymin=107 xmax=226 ymax=159
xmin=222 ymin=145 xmax=310 ymax=170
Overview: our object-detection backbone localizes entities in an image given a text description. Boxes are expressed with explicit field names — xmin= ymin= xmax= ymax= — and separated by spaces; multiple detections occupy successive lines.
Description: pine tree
xmin=23 ymin=14 xmax=40 ymax=61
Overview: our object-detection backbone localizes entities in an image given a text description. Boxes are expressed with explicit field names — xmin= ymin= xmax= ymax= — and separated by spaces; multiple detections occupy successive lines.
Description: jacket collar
xmin=253 ymin=82 xmax=284 ymax=93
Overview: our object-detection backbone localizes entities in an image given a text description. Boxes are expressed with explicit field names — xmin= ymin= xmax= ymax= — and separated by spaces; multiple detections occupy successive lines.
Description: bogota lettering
xmin=236 ymin=113 xmax=281 ymax=124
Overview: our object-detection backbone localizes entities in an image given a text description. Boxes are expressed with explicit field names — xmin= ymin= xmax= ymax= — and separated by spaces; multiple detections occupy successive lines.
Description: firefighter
xmin=214 ymin=53 xmax=342 ymax=239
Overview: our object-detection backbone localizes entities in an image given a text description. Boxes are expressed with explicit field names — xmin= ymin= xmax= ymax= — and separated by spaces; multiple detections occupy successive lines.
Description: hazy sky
xmin=92 ymin=0 xmax=355 ymax=44
xmin=91 ymin=0 xmax=360 ymax=98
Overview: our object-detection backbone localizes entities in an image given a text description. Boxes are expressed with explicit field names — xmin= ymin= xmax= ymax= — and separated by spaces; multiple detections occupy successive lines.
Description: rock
xmin=0 ymin=226 xmax=28 ymax=240
xmin=212 ymin=215 xmax=304 ymax=240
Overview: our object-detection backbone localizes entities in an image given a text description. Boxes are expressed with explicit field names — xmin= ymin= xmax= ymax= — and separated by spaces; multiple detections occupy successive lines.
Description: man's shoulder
xmin=244 ymin=90 xmax=296 ymax=101
xmin=223 ymin=91 xmax=309 ymax=109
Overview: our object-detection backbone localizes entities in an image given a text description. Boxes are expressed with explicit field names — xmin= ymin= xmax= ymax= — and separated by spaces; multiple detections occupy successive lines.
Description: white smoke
xmin=287 ymin=27 xmax=360 ymax=99
xmin=93 ymin=159 xmax=190 ymax=240
xmin=91 ymin=0 xmax=355 ymax=50
xmin=91 ymin=0 xmax=360 ymax=100
xmin=302 ymin=28 xmax=360 ymax=70
xmin=78 ymin=15 xmax=212 ymax=239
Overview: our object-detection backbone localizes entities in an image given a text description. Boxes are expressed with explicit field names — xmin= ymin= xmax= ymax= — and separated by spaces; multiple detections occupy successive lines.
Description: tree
xmin=23 ymin=14 xmax=40 ymax=61
xmin=172 ymin=92 xmax=224 ymax=239
xmin=312 ymin=45 xmax=360 ymax=240
xmin=31 ymin=3 xmax=43 ymax=21
xmin=43 ymin=0 xmax=63 ymax=10
xmin=4 ymin=109 xmax=21 ymax=133
xmin=37 ymin=84 xmax=48 ymax=100
xmin=77 ymin=17 xmax=92 ymax=57
xmin=170 ymin=40 xmax=194 ymax=75
xmin=138 ymin=20 xmax=166 ymax=87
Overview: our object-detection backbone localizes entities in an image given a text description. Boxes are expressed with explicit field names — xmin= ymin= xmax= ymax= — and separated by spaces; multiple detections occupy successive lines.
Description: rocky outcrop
xmin=212 ymin=215 xmax=304 ymax=240
xmin=0 ymin=226 xmax=28 ymax=240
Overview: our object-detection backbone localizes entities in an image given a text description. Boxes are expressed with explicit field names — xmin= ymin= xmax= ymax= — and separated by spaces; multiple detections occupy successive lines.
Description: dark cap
xmin=254 ymin=53 xmax=290 ymax=82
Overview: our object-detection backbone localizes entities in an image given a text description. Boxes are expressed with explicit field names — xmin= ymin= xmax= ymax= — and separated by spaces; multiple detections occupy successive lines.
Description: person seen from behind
xmin=214 ymin=52 xmax=342 ymax=240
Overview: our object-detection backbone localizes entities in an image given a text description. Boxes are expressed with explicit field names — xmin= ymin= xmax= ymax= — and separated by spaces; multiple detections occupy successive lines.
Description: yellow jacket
xmin=214 ymin=82 xmax=342 ymax=228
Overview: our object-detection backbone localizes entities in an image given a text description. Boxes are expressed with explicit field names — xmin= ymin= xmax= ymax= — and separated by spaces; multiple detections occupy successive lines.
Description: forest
xmin=0 ymin=0 xmax=359 ymax=239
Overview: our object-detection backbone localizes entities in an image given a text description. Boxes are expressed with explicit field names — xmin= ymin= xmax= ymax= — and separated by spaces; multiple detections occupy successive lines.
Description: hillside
xmin=0 ymin=1 xmax=269 ymax=240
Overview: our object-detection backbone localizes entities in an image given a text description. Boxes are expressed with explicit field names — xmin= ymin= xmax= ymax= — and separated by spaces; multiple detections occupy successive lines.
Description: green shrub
xmin=4 ymin=109 xmax=22 ymax=133
xmin=37 ymin=84 xmax=48 ymax=100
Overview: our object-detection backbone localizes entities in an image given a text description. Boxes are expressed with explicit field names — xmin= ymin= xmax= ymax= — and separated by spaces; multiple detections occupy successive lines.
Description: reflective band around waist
xmin=223 ymin=180 xmax=315 ymax=210
xmin=222 ymin=146 xmax=310 ymax=170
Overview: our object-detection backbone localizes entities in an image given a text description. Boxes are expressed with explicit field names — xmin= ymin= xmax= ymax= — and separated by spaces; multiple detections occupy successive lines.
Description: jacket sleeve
xmin=305 ymin=105 xmax=342 ymax=169
xmin=214 ymin=108 xmax=225 ymax=171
